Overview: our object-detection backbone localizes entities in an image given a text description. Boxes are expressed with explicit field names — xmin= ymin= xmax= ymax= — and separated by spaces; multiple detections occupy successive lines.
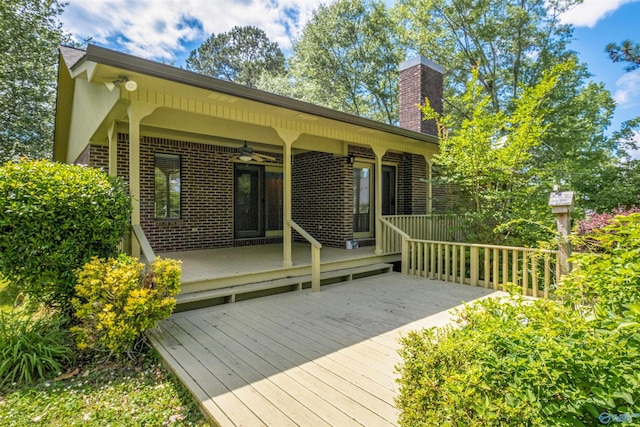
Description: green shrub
xmin=397 ymin=214 xmax=640 ymax=426
xmin=0 ymin=159 xmax=130 ymax=311
xmin=396 ymin=296 xmax=640 ymax=426
xmin=71 ymin=255 xmax=181 ymax=359
xmin=0 ymin=311 xmax=74 ymax=389
xmin=560 ymin=213 xmax=640 ymax=313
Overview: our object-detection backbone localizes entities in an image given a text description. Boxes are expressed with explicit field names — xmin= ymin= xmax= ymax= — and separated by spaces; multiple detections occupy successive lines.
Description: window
xmin=154 ymin=153 xmax=181 ymax=219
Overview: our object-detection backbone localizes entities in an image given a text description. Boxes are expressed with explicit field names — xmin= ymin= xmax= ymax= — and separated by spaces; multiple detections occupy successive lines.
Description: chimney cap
xmin=399 ymin=56 xmax=444 ymax=74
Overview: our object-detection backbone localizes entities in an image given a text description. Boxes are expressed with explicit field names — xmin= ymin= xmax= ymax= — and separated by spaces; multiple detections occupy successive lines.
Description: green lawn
xmin=0 ymin=348 xmax=209 ymax=426
xmin=0 ymin=276 xmax=209 ymax=426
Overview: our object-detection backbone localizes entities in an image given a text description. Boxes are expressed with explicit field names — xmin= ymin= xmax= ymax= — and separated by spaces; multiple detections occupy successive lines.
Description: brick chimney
xmin=399 ymin=56 xmax=444 ymax=136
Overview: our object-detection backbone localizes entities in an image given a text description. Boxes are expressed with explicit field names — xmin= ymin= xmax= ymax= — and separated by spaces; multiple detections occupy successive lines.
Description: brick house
xmin=54 ymin=45 xmax=443 ymax=280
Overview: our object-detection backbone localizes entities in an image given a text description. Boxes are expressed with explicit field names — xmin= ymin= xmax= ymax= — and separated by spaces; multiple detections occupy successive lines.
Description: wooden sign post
xmin=549 ymin=190 xmax=574 ymax=276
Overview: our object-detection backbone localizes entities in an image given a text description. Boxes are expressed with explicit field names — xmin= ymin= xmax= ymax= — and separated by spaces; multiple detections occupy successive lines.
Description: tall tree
xmin=422 ymin=64 xmax=563 ymax=242
xmin=0 ymin=0 xmax=70 ymax=162
xmin=270 ymin=0 xmax=403 ymax=124
xmin=186 ymin=26 xmax=285 ymax=87
xmin=395 ymin=0 xmax=620 ymax=215
xmin=606 ymin=39 xmax=640 ymax=71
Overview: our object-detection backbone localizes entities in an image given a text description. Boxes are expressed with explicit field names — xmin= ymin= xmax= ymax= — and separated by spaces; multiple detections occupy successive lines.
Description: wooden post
xmin=311 ymin=246 xmax=320 ymax=292
xmin=275 ymin=129 xmax=301 ymax=268
xmin=470 ymin=245 xmax=479 ymax=286
xmin=549 ymin=190 xmax=574 ymax=278
xmin=556 ymin=212 xmax=571 ymax=276
xmin=127 ymin=102 xmax=156 ymax=258
xmin=401 ymin=236 xmax=409 ymax=274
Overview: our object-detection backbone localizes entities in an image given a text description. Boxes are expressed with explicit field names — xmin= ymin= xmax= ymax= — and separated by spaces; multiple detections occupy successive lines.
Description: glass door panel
xmin=234 ymin=164 xmax=263 ymax=238
xmin=382 ymin=165 xmax=396 ymax=216
xmin=353 ymin=163 xmax=373 ymax=238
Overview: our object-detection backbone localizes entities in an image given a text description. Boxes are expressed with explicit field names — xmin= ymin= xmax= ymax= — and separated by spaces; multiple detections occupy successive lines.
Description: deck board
xmin=150 ymin=272 xmax=506 ymax=426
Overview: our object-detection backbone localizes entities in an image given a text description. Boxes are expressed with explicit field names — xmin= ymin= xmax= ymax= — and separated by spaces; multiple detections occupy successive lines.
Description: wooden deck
xmin=149 ymin=272 xmax=506 ymax=426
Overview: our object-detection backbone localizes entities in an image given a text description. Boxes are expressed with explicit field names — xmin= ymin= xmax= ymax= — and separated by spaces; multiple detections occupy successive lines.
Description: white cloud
xmin=614 ymin=69 xmax=640 ymax=109
xmin=61 ymin=0 xmax=326 ymax=60
xmin=559 ymin=0 xmax=640 ymax=28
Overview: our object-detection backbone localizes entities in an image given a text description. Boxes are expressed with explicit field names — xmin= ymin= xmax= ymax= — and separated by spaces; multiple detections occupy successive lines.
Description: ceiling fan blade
xmin=252 ymin=154 xmax=265 ymax=162
xmin=254 ymin=152 xmax=276 ymax=161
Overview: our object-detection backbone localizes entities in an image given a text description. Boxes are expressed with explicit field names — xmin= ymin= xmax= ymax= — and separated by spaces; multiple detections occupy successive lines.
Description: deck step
xmin=175 ymin=263 xmax=393 ymax=312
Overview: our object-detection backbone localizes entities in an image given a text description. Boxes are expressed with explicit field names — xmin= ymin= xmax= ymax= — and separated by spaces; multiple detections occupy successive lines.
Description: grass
xmin=0 ymin=348 xmax=210 ymax=426
xmin=0 ymin=276 xmax=209 ymax=426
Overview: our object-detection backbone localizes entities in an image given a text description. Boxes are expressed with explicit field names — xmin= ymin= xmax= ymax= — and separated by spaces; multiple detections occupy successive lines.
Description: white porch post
xmin=127 ymin=102 xmax=156 ymax=258
xmin=426 ymin=157 xmax=433 ymax=213
xmin=108 ymin=121 xmax=117 ymax=177
xmin=373 ymin=146 xmax=385 ymax=255
xmin=276 ymin=129 xmax=301 ymax=268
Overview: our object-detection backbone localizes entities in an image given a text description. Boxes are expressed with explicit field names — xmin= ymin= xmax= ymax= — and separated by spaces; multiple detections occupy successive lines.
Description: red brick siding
xmin=84 ymin=136 xmax=427 ymax=251
xmin=292 ymin=151 xmax=352 ymax=248
xmin=399 ymin=58 xmax=443 ymax=136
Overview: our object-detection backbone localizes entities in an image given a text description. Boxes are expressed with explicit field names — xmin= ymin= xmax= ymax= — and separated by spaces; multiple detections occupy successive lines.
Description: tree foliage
xmin=422 ymin=64 xmax=562 ymax=241
xmin=186 ymin=25 xmax=285 ymax=87
xmin=0 ymin=160 xmax=131 ymax=311
xmin=395 ymin=0 xmax=623 ymax=219
xmin=0 ymin=0 xmax=70 ymax=162
xmin=606 ymin=39 xmax=640 ymax=72
xmin=261 ymin=0 xmax=403 ymax=124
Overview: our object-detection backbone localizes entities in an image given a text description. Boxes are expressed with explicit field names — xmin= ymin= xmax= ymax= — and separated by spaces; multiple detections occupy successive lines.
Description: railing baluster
xmin=512 ymin=250 xmax=518 ymax=286
xmin=445 ymin=244 xmax=450 ymax=281
xmin=522 ymin=251 xmax=529 ymax=296
xmin=484 ymin=248 xmax=490 ymax=288
xmin=437 ymin=243 xmax=443 ymax=280
xmin=544 ymin=254 xmax=551 ymax=299
xmin=493 ymin=248 xmax=499 ymax=290
xmin=532 ymin=253 xmax=538 ymax=298
xmin=502 ymin=249 xmax=508 ymax=290
xmin=460 ymin=245 xmax=466 ymax=284
xmin=452 ymin=244 xmax=458 ymax=283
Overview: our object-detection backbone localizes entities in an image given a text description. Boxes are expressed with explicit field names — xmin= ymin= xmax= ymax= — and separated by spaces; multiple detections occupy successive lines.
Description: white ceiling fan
xmin=233 ymin=141 xmax=277 ymax=162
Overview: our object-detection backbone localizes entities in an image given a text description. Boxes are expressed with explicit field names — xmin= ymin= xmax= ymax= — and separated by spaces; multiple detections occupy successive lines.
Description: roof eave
xmin=77 ymin=44 xmax=438 ymax=145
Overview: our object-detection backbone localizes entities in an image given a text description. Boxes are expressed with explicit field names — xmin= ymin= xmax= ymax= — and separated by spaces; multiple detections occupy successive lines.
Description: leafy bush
xmin=396 ymin=296 xmax=640 ymax=426
xmin=561 ymin=213 xmax=640 ymax=312
xmin=0 ymin=159 xmax=130 ymax=311
xmin=397 ymin=214 xmax=640 ymax=426
xmin=72 ymin=255 xmax=181 ymax=359
xmin=0 ymin=311 xmax=74 ymax=388
xmin=574 ymin=206 xmax=640 ymax=251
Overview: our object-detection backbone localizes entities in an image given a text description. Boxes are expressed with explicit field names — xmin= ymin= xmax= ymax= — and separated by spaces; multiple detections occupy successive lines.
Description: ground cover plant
xmin=396 ymin=213 xmax=640 ymax=426
xmin=0 ymin=349 xmax=209 ymax=426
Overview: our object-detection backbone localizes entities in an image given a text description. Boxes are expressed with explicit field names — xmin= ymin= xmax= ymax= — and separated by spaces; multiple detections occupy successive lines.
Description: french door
xmin=353 ymin=163 xmax=397 ymax=238
xmin=234 ymin=164 xmax=283 ymax=239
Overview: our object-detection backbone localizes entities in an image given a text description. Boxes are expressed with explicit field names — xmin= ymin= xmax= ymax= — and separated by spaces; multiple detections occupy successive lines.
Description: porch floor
xmin=159 ymin=243 xmax=392 ymax=289
xmin=148 ymin=272 xmax=506 ymax=426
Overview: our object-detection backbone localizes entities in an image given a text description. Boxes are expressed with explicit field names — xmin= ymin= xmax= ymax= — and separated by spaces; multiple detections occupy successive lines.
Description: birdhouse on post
xmin=549 ymin=189 xmax=574 ymax=277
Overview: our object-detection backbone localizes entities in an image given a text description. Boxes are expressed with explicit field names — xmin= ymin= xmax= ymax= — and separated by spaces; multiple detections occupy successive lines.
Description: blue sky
xmin=60 ymin=0 xmax=640 ymax=146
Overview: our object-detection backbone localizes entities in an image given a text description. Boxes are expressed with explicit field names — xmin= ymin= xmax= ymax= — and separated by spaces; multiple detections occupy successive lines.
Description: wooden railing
xmin=382 ymin=214 xmax=469 ymax=242
xmin=131 ymin=224 xmax=156 ymax=264
xmin=380 ymin=216 xmax=409 ymax=254
xmin=288 ymin=219 xmax=322 ymax=291
xmin=405 ymin=239 xmax=559 ymax=298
